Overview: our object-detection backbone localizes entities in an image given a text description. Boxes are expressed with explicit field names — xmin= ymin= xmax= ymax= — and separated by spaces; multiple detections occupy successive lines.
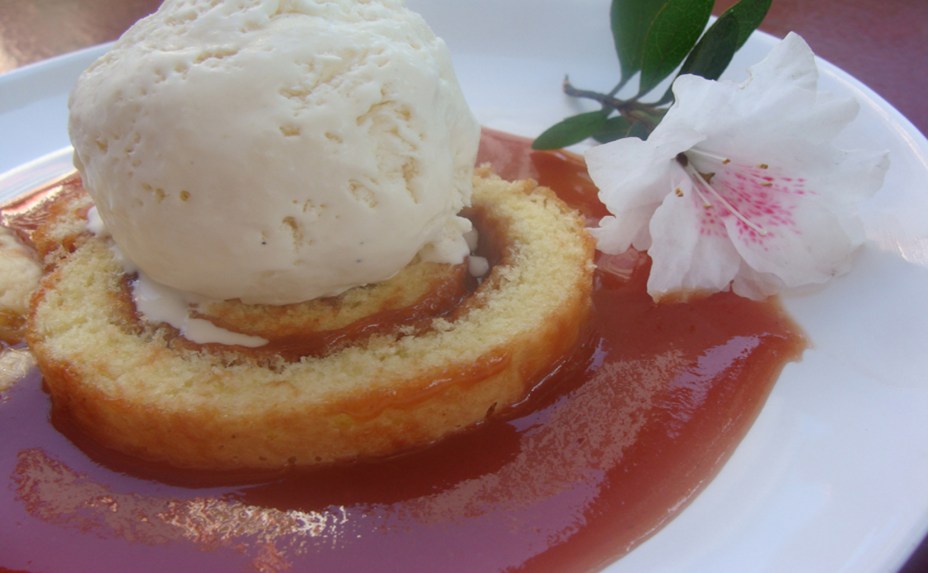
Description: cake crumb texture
xmin=27 ymin=169 xmax=595 ymax=470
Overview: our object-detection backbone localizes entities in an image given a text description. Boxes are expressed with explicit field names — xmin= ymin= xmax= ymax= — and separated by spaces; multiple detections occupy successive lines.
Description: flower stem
xmin=684 ymin=163 xmax=768 ymax=236
xmin=562 ymin=77 xmax=663 ymax=131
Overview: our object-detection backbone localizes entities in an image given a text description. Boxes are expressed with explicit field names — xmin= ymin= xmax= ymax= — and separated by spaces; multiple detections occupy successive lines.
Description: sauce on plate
xmin=0 ymin=130 xmax=805 ymax=572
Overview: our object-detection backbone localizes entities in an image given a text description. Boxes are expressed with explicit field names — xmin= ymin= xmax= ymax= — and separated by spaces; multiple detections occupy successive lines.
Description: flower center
xmin=675 ymin=150 xmax=769 ymax=236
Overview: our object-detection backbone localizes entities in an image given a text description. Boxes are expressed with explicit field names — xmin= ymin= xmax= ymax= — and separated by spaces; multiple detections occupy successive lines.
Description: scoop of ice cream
xmin=68 ymin=0 xmax=479 ymax=305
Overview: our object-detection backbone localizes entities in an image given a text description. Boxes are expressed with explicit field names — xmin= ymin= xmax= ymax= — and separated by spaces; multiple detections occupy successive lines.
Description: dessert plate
xmin=2 ymin=1 xmax=927 ymax=571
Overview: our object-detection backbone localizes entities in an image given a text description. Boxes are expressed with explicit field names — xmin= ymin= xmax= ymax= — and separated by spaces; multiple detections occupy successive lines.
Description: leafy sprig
xmin=532 ymin=0 xmax=771 ymax=150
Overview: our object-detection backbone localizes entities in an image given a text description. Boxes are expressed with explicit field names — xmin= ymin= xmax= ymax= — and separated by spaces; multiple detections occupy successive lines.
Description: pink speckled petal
xmin=726 ymin=151 xmax=888 ymax=289
xmin=586 ymin=32 xmax=889 ymax=301
xmin=645 ymin=166 xmax=742 ymax=300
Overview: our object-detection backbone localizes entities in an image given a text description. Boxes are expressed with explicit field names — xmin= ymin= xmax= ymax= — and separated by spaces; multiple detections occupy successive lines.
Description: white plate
xmin=2 ymin=1 xmax=927 ymax=571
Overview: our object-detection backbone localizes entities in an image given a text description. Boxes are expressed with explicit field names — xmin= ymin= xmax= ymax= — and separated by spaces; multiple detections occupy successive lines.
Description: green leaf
xmin=653 ymin=12 xmax=738 ymax=105
xmin=638 ymin=0 xmax=713 ymax=96
xmin=610 ymin=0 xmax=666 ymax=83
xmin=654 ymin=0 xmax=770 ymax=106
xmin=677 ymin=10 xmax=740 ymax=81
xmin=720 ymin=0 xmax=772 ymax=49
xmin=592 ymin=116 xmax=652 ymax=143
xmin=532 ymin=111 xmax=610 ymax=150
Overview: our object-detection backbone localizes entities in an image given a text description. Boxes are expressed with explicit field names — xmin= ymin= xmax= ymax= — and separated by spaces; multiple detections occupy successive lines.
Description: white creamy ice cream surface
xmin=69 ymin=0 xmax=480 ymax=305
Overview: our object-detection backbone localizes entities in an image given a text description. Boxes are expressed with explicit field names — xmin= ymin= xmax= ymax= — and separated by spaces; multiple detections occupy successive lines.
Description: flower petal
xmin=586 ymin=127 xmax=703 ymax=253
xmin=723 ymin=147 xmax=889 ymax=290
xmin=586 ymin=32 xmax=888 ymax=301
xmin=666 ymin=33 xmax=859 ymax=161
xmin=742 ymin=32 xmax=819 ymax=95
xmin=645 ymin=165 xmax=742 ymax=300
xmin=730 ymin=264 xmax=785 ymax=300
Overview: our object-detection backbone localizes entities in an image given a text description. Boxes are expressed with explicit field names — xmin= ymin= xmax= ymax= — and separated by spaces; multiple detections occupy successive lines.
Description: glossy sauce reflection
xmin=0 ymin=130 xmax=805 ymax=572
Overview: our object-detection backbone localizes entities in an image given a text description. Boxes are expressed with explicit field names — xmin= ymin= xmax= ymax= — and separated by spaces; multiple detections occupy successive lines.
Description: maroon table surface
xmin=1 ymin=1 xmax=926 ymax=572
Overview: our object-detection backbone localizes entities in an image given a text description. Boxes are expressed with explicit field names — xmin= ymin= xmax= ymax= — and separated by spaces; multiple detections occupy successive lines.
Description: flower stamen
xmin=687 ymin=147 xmax=732 ymax=165
xmin=684 ymin=163 xmax=769 ymax=236
xmin=585 ymin=33 xmax=886 ymax=301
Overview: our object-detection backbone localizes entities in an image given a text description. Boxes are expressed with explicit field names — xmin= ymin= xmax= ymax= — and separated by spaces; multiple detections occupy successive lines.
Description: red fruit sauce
xmin=0 ymin=129 xmax=804 ymax=572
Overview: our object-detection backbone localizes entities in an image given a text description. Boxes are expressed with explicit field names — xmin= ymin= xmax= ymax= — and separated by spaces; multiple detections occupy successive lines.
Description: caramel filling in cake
xmin=127 ymin=256 xmax=475 ymax=362
xmin=25 ymin=167 xmax=596 ymax=471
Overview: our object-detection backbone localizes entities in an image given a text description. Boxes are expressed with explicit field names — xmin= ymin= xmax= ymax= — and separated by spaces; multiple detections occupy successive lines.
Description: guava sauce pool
xmin=0 ymin=129 xmax=805 ymax=572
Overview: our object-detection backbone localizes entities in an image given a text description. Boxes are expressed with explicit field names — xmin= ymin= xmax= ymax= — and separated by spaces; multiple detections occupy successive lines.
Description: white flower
xmin=586 ymin=32 xmax=889 ymax=301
